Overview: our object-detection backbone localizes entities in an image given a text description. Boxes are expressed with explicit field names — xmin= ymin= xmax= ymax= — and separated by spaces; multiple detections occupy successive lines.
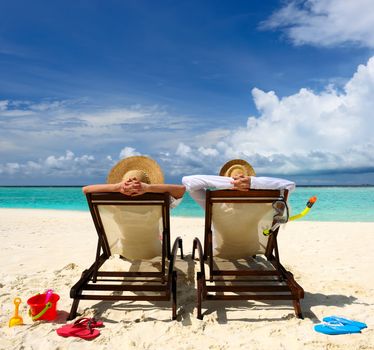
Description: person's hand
xmin=231 ymin=175 xmax=251 ymax=191
xmin=129 ymin=181 xmax=150 ymax=196
xmin=119 ymin=178 xmax=150 ymax=196
xmin=119 ymin=178 xmax=140 ymax=196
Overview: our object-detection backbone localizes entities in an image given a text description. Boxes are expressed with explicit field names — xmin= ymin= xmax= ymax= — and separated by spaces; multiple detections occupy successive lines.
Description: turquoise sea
xmin=0 ymin=187 xmax=373 ymax=222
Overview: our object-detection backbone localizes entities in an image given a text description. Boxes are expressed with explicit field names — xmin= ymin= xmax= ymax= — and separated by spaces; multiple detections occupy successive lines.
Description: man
xmin=182 ymin=159 xmax=295 ymax=209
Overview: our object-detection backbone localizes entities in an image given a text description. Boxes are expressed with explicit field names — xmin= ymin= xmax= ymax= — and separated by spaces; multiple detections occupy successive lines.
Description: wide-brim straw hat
xmin=107 ymin=156 xmax=164 ymax=184
xmin=219 ymin=159 xmax=256 ymax=177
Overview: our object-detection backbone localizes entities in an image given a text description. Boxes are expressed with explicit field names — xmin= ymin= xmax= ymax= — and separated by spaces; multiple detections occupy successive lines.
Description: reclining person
xmin=182 ymin=159 xmax=296 ymax=259
xmin=83 ymin=155 xmax=186 ymax=260
xmin=182 ymin=159 xmax=295 ymax=209
xmin=83 ymin=155 xmax=186 ymax=209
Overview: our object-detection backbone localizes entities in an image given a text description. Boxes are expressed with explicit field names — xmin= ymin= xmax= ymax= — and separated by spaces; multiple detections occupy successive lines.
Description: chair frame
xmin=192 ymin=189 xmax=304 ymax=319
xmin=69 ymin=192 xmax=183 ymax=320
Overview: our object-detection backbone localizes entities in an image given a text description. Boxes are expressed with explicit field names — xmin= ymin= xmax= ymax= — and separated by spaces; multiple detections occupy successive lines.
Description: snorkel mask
xmin=263 ymin=196 xmax=317 ymax=236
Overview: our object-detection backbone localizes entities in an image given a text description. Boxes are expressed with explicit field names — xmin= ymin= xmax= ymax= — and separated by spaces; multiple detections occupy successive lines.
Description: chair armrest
xmin=168 ymin=237 xmax=183 ymax=278
xmin=192 ymin=237 xmax=206 ymax=279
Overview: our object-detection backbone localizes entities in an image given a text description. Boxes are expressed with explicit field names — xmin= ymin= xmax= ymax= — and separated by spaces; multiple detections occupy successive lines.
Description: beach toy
xmin=9 ymin=298 xmax=24 ymax=327
xmin=44 ymin=289 xmax=53 ymax=304
xmin=27 ymin=291 xmax=60 ymax=321
xmin=323 ymin=316 xmax=367 ymax=330
xmin=263 ymin=196 xmax=317 ymax=236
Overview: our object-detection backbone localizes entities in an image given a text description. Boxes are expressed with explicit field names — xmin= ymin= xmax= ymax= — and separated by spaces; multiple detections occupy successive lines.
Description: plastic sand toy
xmin=9 ymin=298 xmax=23 ymax=327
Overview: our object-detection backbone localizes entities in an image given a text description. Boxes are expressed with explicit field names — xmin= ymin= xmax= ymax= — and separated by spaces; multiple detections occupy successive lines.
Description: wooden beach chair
xmin=192 ymin=189 xmax=304 ymax=319
xmin=69 ymin=192 xmax=183 ymax=320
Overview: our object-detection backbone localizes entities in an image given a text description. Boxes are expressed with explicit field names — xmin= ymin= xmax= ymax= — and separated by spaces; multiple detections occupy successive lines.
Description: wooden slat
xmin=206 ymin=285 xmax=290 ymax=292
xmin=78 ymin=295 xmax=169 ymax=301
xmin=84 ymin=284 xmax=166 ymax=292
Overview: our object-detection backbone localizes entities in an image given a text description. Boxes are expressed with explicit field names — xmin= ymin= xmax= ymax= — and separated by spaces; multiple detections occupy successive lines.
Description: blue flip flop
xmin=314 ymin=322 xmax=361 ymax=335
xmin=322 ymin=316 xmax=367 ymax=330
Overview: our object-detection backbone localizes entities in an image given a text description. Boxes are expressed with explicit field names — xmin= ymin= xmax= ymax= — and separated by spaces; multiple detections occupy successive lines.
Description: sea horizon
xmin=1 ymin=186 xmax=373 ymax=222
xmin=1 ymin=184 xmax=373 ymax=187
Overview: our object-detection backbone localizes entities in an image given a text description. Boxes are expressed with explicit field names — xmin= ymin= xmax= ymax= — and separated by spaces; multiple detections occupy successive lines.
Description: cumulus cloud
xmin=262 ymin=0 xmax=374 ymax=48
xmin=0 ymin=150 xmax=110 ymax=178
xmin=119 ymin=147 xmax=141 ymax=159
xmin=171 ymin=56 xmax=374 ymax=176
xmin=0 ymin=100 xmax=9 ymax=111
xmin=2 ymin=56 xmax=374 ymax=183
xmin=0 ymin=99 xmax=192 ymax=164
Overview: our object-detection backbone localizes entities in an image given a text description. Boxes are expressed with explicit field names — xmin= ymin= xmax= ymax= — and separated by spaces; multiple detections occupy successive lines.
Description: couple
xmin=83 ymin=156 xmax=295 ymax=209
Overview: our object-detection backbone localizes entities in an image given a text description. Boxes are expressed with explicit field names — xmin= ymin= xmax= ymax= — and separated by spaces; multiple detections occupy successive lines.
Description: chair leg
xmin=293 ymin=299 xmax=303 ymax=319
xmin=192 ymin=239 xmax=197 ymax=260
xmin=68 ymin=298 xmax=80 ymax=321
xmin=172 ymin=271 xmax=177 ymax=320
xmin=178 ymin=239 xmax=184 ymax=259
xmin=197 ymin=272 xmax=203 ymax=320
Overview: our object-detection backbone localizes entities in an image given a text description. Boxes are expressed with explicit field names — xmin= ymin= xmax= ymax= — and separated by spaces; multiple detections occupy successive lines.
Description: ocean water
xmin=0 ymin=186 xmax=373 ymax=222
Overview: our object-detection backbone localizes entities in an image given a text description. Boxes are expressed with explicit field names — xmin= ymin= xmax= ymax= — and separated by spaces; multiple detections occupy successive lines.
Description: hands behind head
xmin=231 ymin=174 xmax=251 ymax=191
xmin=119 ymin=177 xmax=149 ymax=196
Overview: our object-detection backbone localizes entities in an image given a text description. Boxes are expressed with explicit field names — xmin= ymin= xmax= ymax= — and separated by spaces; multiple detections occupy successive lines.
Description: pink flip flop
xmin=56 ymin=317 xmax=103 ymax=340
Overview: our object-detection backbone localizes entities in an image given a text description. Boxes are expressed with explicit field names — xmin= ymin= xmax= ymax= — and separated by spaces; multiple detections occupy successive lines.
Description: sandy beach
xmin=0 ymin=208 xmax=373 ymax=350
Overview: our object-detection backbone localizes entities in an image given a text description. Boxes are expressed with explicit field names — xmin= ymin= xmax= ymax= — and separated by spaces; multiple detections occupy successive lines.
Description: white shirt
xmin=182 ymin=175 xmax=295 ymax=209
xmin=170 ymin=196 xmax=182 ymax=209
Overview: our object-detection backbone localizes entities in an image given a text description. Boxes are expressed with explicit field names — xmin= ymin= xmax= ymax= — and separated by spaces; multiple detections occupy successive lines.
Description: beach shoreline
xmin=0 ymin=208 xmax=373 ymax=349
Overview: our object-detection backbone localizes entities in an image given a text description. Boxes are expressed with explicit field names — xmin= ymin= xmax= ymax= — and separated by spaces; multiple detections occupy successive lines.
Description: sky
xmin=1 ymin=0 xmax=374 ymax=185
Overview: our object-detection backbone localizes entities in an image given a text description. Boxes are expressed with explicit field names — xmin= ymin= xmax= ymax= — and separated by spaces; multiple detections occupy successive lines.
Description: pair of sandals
xmin=56 ymin=317 xmax=104 ymax=340
xmin=314 ymin=316 xmax=367 ymax=335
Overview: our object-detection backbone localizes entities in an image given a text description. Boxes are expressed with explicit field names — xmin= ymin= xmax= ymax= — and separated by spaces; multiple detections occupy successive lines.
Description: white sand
xmin=0 ymin=208 xmax=373 ymax=350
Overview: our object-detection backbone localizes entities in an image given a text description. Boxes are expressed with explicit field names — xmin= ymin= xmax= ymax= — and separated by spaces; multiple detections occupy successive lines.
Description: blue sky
xmin=1 ymin=0 xmax=374 ymax=185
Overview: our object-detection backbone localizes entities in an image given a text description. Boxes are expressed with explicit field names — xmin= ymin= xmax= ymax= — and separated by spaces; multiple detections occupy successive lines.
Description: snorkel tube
xmin=263 ymin=196 xmax=317 ymax=236
xmin=289 ymin=196 xmax=317 ymax=221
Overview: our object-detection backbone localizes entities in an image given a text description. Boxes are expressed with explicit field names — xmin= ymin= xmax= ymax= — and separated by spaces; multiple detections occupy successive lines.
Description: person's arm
xmin=182 ymin=175 xmax=234 ymax=209
xmin=137 ymin=183 xmax=186 ymax=199
xmin=82 ymin=183 xmax=122 ymax=194
xmin=231 ymin=175 xmax=296 ymax=192
xmin=250 ymin=177 xmax=296 ymax=192
xmin=83 ymin=179 xmax=137 ymax=195
xmin=182 ymin=175 xmax=234 ymax=191
xmin=124 ymin=180 xmax=186 ymax=199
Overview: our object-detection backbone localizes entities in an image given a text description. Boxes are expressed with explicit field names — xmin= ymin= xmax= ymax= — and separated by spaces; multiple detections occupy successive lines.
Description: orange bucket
xmin=27 ymin=292 xmax=60 ymax=321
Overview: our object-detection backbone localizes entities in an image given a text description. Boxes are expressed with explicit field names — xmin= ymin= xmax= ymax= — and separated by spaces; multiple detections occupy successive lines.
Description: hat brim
xmin=219 ymin=159 xmax=256 ymax=177
xmin=107 ymin=156 xmax=164 ymax=184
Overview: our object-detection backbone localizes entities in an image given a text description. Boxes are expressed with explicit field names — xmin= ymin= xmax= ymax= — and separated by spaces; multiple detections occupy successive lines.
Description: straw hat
xmin=106 ymin=156 xmax=164 ymax=184
xmin=219 ymin=159 xmax=256 ymax=177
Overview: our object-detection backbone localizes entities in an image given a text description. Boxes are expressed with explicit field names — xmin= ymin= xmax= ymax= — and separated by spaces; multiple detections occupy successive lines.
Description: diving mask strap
xmin=263 ymin=195 xmax=289 ymax=236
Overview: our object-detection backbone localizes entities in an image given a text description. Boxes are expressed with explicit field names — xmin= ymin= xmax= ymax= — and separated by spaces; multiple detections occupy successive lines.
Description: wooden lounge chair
xmin=192 ymin=189 xmax=304 ymax=319
xmin=69 ymin=192 xmax=183 ymax=320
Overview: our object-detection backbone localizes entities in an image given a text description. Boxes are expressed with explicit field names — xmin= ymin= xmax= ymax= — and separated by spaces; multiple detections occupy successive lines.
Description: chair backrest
xmin=205 ymin=189 xmax=288 ymax=259
xmin=86 ymin=192 xmax=170 ymax=260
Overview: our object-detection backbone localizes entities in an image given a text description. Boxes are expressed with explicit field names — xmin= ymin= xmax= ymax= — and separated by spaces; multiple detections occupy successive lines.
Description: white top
xmin=170 ymin=196 xmax=182 ymax=209
xmin=182 ymin=175 xmax=295 ymax=209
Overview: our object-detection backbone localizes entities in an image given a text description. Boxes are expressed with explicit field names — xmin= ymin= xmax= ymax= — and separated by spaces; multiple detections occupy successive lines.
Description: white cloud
xmin=0 ymin=100 xmax=9 ymax=111
xmin=0 ymin=163 xmax=20 ymax=175
xmin=170 ymin=56 xmax=374 ymax=176
xmin=0 ymin=100 xmax=192 ymax=164
xmin=119 ymin=147 xmax=141 ymax=159
xmin=2 ymin=56 xmax=374 ymax=182
xmin=176 ymin=143 xmax=192 ymax=157
xmin=198 ymin=147 xmax=219 ymax=157
xmin=263 ymin=0 xmax=374 ymax=48
xmin=0 ymin=150 xmax=107 ymax=178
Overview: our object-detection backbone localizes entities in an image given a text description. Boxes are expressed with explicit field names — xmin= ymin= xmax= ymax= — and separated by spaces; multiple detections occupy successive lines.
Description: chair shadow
xmin=76 ymin=253 xmax=197 ymax=325
xmin=199 ymin=291 xmax=363 ymax=324
xmin=67 ymin=252 xmax=364 ymax=326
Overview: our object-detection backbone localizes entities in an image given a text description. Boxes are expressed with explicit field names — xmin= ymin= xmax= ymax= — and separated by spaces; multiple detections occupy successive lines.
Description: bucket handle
xmin=29 ymin=302 xmax=52 ymax=321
